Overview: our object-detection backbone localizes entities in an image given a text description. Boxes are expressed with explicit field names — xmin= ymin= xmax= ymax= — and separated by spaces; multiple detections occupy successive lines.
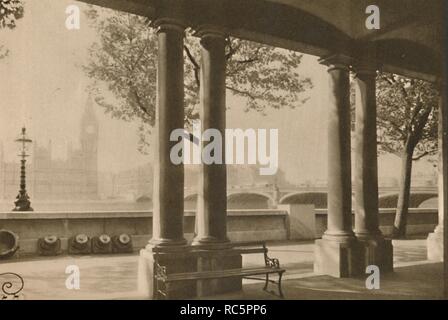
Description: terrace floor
xmin=0 ymin=238 xmax=444 ymax=300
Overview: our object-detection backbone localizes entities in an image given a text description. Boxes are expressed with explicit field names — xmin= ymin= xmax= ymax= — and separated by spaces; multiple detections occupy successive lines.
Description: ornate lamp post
xmin=12 ymin=127 xmax=33 ymax=212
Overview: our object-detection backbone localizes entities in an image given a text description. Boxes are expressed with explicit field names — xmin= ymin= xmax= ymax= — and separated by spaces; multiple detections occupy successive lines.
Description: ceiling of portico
xmin=264 ymin=0 xmax=442 ymax=40
xmin=78 ymin=0 xmax=445 ymax=80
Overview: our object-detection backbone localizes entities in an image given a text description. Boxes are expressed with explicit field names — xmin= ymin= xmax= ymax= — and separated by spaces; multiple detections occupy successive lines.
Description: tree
xmin=0 ymin=0 xmax=24 ymax=59
xmin=375 ymin=73 xmax=439 ymax=238
xmin=83 ymin=8 xmax=312 ymax=154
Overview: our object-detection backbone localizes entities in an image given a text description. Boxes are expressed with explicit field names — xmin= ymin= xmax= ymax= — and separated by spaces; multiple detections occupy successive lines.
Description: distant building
xmin=108 ymin=163 xmax=290 ymax=201
xmin=111 ymin=163 xmax=153 ymax=200
xmin=0 ymin=98 xmax=99 ymax=200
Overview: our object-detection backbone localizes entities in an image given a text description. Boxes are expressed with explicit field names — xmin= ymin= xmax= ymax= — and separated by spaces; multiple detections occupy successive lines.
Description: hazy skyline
xmin=0 ymin=0 xmax=436 ymax=185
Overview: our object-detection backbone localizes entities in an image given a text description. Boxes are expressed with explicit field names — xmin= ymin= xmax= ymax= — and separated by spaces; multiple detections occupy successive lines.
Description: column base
xmin=191 ymin=236 xmax=231 ymax=250
xmin=357 ymin=237 xmax=394 ymax=273
xmin=314 ymin=238 xmax=363 ymax=278
xmin=196 ymin=249 xmax=242 ymax=297
xmin=138 ymin=245 xmax=196 ymax=299
xmin=148 ymin=237 xmax=187 ymax=247
xmin=427 ymin=229 xmax=444 ymax=261
xmin=137 ymin=245 xmax=242 ymax=299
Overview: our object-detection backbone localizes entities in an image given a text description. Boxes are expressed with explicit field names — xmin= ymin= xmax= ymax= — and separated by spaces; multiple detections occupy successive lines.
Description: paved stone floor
xmin=0 ymin=238 xmax=444 ymax=299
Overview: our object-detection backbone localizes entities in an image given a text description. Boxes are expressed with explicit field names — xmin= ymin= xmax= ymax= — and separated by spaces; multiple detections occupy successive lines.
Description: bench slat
xmin=233 ymin=248 xmax=266 ymax=254
xmin=231 ymin=241 xmax=266 ymax=247
xmin=153 ymin=241 xmax=268 ymax=255
xmin=161 ymin=267 xmax=285 ymax=282
xmin=153 ymin=247 xmax=266 ymax=255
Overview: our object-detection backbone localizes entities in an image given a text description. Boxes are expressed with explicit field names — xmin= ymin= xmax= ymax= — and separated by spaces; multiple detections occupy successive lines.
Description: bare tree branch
xmin=226 ymin=86 xmax=257 ymax=100
xmin=410 ymin=103 xmax=433 ymax=148
xmin=130 ymin=87 xmax=151 ymax=121
xmin=234 ymin=58 xmax=259 ymax=64
xmin=412 ymin=152 xmax=430 ymax=161
xmin=225 ymin=38 xmax=241 ymax=61
xmin=184 ymin=45 xmax=200 ymax=87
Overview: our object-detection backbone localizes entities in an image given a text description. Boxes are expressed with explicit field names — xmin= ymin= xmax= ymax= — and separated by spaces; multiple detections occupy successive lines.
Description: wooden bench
xmin=153 ymin=241 xmax=285 ymax=299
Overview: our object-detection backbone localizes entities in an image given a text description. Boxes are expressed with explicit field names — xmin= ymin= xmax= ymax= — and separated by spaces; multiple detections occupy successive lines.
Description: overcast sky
xmin=0 ymin=0 xmax=435 ymax=184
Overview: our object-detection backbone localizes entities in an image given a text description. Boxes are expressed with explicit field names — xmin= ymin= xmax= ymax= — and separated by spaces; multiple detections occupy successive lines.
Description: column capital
xmin=151 ymin=18 xmax=187 ymax=34
xmin=194 ymin=24 xmax=228 ymax=39
xmin=352 ymin=57 xmax=381 ymax=77
xmin=319 ymin=54 xmax=353 ymax=71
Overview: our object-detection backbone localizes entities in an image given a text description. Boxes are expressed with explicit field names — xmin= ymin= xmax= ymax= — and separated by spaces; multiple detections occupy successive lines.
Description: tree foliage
xmin=84 ymin=8 xmax=313 ymax=153
xmin=375 ymin=73 xmax=438 ymax=237
xmin=0 ymin=0 xmax=24 ymax=59
xmin=376 ymin=73 xmax=439 ymax=160
xmin=0 ymin=0 xmax=23 ymax=29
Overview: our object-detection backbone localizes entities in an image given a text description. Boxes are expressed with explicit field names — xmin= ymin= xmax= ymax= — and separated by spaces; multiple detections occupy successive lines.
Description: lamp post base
xmin=12 ymin=192 xmax=33 ymax=212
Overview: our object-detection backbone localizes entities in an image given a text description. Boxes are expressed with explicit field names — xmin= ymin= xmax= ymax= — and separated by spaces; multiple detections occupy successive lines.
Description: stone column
xmin=427 ymin=88 xmax=445 ymax=261
xmin=139 ymin=18 xmax=196 ymax=299
xmin=190 ymin=25 xmax=242 ymax=298
xmin=150 ymin=19 xmax=187 ymax=246
xmin=353 ymin=62 xmax=382 ymax=240
xmin=314 ymin=54 xmax=361 ymax=278
xmin=323 ymin=55 xmax=354 ymax=242
xmin=192 ymin=26 xmax=230 ymax=248
xmin=353 ymin=59 xmax=393 ymax=272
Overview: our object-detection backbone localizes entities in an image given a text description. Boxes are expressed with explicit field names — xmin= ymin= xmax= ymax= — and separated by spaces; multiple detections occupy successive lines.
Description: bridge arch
xmin=136 ymin=195 xmax=151 ymax=202
xmin=418 ymin=196 xmax=438 ymax=208
xmin=184 ymin=193 xmax=198 ymax=210
xmin=227 ymin=192 xmax=274 ymax=209
xmin=279 ymin=192 xmax=327 ymax=208
xmin=378 ymin=192 xmax=439 ymax=208
xmin=184 ymin=193 xmax=198 ymax=201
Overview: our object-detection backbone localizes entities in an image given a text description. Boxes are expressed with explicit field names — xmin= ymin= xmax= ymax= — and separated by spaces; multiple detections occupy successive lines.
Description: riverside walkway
xmin=0 ymin=239 xmax=442 ymax=300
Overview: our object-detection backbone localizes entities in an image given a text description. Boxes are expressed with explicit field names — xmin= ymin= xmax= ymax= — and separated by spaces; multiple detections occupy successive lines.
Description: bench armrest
xmin=155 ymin=262 xmax=167 ymax=279
xmin=265 ymin=256 xmax=280 ymax=268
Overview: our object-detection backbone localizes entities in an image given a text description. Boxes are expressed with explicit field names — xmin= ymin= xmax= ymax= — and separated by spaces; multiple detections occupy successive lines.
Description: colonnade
xmin=144 ymin=17 xmax=423 ymax=290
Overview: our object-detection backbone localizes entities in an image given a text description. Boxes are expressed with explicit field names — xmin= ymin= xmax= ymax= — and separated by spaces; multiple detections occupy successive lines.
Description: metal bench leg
xmin=164 ymin=282 xmax=170 ymax=300
xmin=263 ymin=273 xmax=269 ymax=291
xmin=154 ymin=278 xmax=160 ymax=300
xmin=155 ymin=280 xmax=168 ymax=300
xmin=278 ymin=272 xmax=284 ymax=299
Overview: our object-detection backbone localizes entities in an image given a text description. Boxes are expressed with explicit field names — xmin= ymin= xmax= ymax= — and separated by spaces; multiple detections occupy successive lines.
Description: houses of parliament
xmin=0 ymin=99 xmax=99 ymax=201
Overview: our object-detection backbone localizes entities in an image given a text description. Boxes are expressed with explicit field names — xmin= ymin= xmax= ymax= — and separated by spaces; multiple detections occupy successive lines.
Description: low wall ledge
xmin=0 ymin=209 xmax=289 ymax=220
xmin=315 ymin=208 xmax=437 ymax=215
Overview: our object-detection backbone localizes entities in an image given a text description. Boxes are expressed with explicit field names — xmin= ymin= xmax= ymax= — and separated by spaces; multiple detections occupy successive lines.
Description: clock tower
xmin=80 ymin=95 xmax=99 ymax=199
